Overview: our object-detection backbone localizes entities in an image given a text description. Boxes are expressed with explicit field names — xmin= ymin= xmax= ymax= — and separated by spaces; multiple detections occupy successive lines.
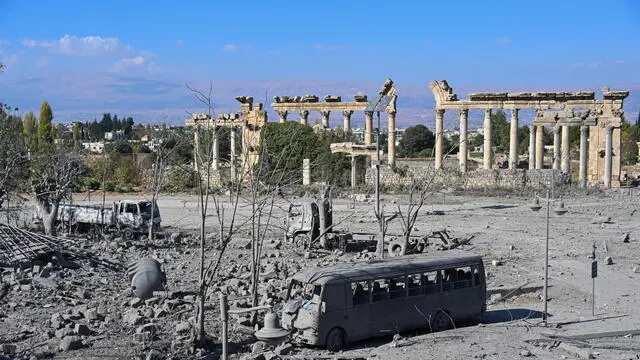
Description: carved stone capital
xmin=460 ymin=109 xmax=469 ymax=117
xmin=342 ymin=110 xmax=354 ymax=117
xmin=299 ymin=110 xmax=309 ymax=118
xmin=484 ymin=108 xmax=492 ymax=117
xmin=364 ymin=111 xmax=374 ymax=117
xmin=435 ymin=109 xmax=445 ymax=118
xmin=321 ymin=110 xmax=331 ymax=117
xmin=510 ymin=108 xmax=519 ymax=118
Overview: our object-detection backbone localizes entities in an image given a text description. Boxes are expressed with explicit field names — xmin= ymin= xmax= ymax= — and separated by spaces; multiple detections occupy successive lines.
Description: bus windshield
xmin=288 ymin=280 xmax=321 ymax=301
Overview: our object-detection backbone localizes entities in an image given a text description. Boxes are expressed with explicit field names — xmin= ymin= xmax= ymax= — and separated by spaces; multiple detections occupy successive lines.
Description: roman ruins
xmin=271 ymin=79 xmax=398 ymax=167
xmin=429 ymin=80 xmax=629 ymax=187
xmin=185 ymin=96 xmax=267 ymax=182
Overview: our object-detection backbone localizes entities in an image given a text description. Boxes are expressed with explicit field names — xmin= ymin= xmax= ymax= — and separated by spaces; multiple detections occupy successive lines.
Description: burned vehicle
xmin=281 ymin=253 xmax=486 ymax=351
xmin=35 ymin=199 xmax=161 ymax=239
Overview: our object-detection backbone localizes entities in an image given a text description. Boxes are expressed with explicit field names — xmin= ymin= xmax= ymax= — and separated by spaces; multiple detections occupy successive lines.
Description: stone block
xmin=59 ymin=336 xmax=83 ymax=351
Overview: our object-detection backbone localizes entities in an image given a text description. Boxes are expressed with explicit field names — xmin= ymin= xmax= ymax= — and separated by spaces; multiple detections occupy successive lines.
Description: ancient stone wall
xmin=365 ymin=166 xmax=570 ymax=191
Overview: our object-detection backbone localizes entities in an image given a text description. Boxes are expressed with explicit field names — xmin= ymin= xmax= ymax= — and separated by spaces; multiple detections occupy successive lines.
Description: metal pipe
xmin=544 ymin=189 xmax=550 ymax=326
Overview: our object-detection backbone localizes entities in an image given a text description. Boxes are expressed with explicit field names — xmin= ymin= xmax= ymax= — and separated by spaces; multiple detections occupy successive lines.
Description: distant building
xmin=104 ymin=130 xmax=124 ymax=141
xmin=82 ymin=142 xmax=105 ymax=154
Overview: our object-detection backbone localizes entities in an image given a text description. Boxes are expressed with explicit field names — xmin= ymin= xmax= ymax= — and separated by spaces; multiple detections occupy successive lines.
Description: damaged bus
xmin=281 ymin=253 xmax=486 ymax=351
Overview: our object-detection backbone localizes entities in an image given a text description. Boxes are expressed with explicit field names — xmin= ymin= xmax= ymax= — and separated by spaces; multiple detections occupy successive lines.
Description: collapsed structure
xmin=429 ymin=80 xmax=629 ymax=187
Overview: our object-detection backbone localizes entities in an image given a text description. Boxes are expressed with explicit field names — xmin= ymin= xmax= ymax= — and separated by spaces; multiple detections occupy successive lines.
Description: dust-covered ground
xmin=2 ymin=187 xmax=640 ymax=360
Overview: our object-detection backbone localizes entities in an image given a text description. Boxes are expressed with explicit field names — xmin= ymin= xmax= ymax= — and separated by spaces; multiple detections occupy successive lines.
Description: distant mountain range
xmin=2 ymin=73 xmax=639 ymax=129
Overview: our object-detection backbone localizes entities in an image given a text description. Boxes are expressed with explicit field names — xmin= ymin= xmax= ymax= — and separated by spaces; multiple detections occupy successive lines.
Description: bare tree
xmin=31 ymin=153 xmax=84 ymax=236
xmin=393 ymin=136 xmax=464 ymax=256
xmin=186 ymin=82 xmax=243 ymax=346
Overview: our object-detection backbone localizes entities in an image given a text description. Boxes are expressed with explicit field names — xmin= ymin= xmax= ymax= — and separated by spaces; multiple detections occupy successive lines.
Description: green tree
xmin=23 ymin=111 xmax=38 ymax=151
xmin=621 ymin=132 xmax=638 ymax=165
xmin=38 ymin=101 xmax=54 ymax=148
xmin=260 ymin=122 xmax=351 ymax=186
xmin=398 ymin=124 xmax=435 ymax=158
xmin=490 ymin=110 xmax=510 ymax=152
xmin=72 ymin=122 xmax=80 ymax=150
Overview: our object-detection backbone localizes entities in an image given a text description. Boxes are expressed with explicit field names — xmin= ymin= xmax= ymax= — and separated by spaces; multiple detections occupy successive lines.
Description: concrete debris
xmin=623 ymin=233 xmax=630 ymax=243
xmin=0 ymin=344 xmax=16 ymax=355
xmin=492 ymin=260 xmax=503 ymax=266
xmin=605 ymin=256 xmax=614 ymax=265
xmin=591 ymin=216 xmax=613 ymax=224
xmin=58 ymin=336 xmax=83 ymax=351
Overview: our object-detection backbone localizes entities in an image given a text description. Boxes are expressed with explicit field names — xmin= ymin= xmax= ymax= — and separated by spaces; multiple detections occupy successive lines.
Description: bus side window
xmin=473 ymin=267 xmax=481 ymax=287
xmin=351 ymin=281 xmax=369 ymax=306
xmin=424 ymin=271 xmax=440 ymax=294
xmin=456 ymin=267 xmax=472 ymax=288
xmin=372 ymin=279 xmax=389 ymax=302
xmin=443 ymin=268 xmax=457 ymax=290
xmin=408 ymin=274 xmax=422 ymax=296
xmin=389 ymin=276 xmax=406 ymax=299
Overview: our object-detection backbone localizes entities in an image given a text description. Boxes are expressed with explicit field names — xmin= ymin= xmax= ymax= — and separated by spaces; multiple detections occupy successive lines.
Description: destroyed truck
xmin=35 ymin=200 xmax=161 ymax=239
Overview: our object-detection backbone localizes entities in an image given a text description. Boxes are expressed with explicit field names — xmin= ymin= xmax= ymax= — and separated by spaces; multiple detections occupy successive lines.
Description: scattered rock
xmin=74 ymin=324 xmax=93 ymax=336
xmin=0 ymin=344 xmax=16 ymax=355
xmin=605 ymin=256 xmax=614 ymax=265
xmin=491 ymin=260 xmax=503 ymax=267
xmin=133 ymin=332 xmax=153 ymax=342
xmin=146 ymin=349 xmax=163 ymax=360
xmin=84 ymin=308 xmax=100 ymax=321
xmin=58 ymin=336 xmax=83 ymax=352
xmin=623 ymin=233 xmax=630 ymax=243
xmin=633 ymin=265 xmax=640 ymax=273
xmin=252 ymin=341 xmax=266 ymax=354
xmin=275 ymin=342 xmax=294 ymax=355
xmin=175 ymin=321 xmax=191 ymax=333
xmin=55 ymin=327 xmax=74 ymax=339
xmin=519 ymin=349 xmax=532 ymax=357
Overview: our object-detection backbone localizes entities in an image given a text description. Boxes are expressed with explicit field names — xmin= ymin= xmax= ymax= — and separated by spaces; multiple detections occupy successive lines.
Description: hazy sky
xmin=1 ymin=0 xmax=639 ymax=87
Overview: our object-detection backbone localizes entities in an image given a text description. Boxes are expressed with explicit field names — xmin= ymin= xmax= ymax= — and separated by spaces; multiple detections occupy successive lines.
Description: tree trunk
xmin=40 ymin=202 xmax=59 ymax=236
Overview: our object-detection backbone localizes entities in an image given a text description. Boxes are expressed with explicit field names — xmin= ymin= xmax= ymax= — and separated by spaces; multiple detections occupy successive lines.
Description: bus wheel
xmin=325 ymin=327 xmax=345 ymax=352
xmin=431 ymin=310 xmax=453 ymax=332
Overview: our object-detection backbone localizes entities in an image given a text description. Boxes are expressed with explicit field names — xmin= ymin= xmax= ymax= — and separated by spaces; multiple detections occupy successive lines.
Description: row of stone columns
xmin=276 ymin=108 xmax=397 ymax=168
xmin=435 ymin=108 xmax=608 ymax=187
xmin=192 ymin=126 xmax=238 ymax=178
xmin=276 ymin=109 xmax=356 ymax=131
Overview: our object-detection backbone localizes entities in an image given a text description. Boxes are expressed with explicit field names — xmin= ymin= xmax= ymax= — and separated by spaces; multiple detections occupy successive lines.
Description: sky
xmin=0 ymin=0 xmax=639 ymax=123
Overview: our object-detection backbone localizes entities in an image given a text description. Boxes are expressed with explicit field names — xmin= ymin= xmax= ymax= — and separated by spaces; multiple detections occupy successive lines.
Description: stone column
xmin=579 ymin=125 xmax=589 ymax=187
xmin=299 ymin=110 xmax=309 ymax=126
xmin=212 ymin=128 xmax=219 ymax=170
xmin=276 ymin=110 xmax=288 ymax=123
xmin=321 ymin=111 xmax=330 ymax=128
xmin=483 ymin=109 xmax=492 ymax=170
xmin=561 ymin=125 xmax=570 ymax=174
xmin=350 ymin=155 xmax=357 ymax=188
xmin=364 ymin=111 xmax=373 ymax=145
xmin=528 ymin=125 xmax=536 ymax=170
xmin=604 ymin=125 xmax=613 ymax=188
xmin=388 ymin=111 xmax=397 ymax=168
xmin=435 ymin=109 xmax=445 ymax=170
xmin=553 ymin=126 xmax=561 ymax=170
xmin=302 ymin=158 xmax=310 ymax=185
xmin=343 ymin=110 xmax=353 ymax=131
xmin=509 ymin=109 xmax=519 ymax=169
xmin=193 ymin=127 xmax=200 ymax=173
xmin=535 ymin=125 xmax=544 ymax=169
xmin=230 ymin=127 xmax=237 ymax=181
xmin=459 ymin=109 xmax=469 ymax=173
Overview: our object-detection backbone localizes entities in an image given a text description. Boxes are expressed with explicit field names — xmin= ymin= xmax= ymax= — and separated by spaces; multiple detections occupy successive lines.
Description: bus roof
xmin=292 ymin=252 xmax=484 ymax=285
